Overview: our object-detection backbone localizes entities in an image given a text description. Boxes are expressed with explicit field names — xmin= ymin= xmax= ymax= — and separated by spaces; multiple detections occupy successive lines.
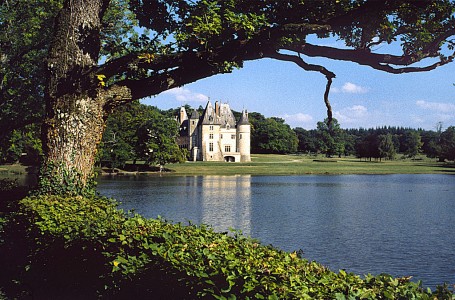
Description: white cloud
xmin=416 ymin=100 xmax=455 ymax=113
xmin=334 ymin=105 xmax=369 ymax=124
xmin=332 ymin=82 xmax=369 ymax=94
xmin=342 ymin=82 xmax=369 ymax=94
xmin=162 ymin=87 xmax=209 ymax=103
xmin=281 ymin=113 xmax=314 ymax=129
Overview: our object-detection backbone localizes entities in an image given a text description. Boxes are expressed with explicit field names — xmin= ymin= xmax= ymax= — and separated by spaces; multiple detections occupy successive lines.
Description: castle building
xmin=177 ymin=101 xmax=251 ymax=162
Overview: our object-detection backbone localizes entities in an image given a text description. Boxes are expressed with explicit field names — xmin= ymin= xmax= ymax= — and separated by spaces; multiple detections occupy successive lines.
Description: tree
xmin=0 ymin=0 xmax=63 ymax=148
xmin=378 ymin=133 xmax=396 ymax=160
xmin=99 ymin=131 xmax=133 ymax=170
xmin=439 ymin=126 xmax=455 ymax=161
xmin=316 ymin=118 xmax=345 ymax=158
xmin=98 ymin=101 xmax=160 ymax=168
xmin=294 ymin=127 xmax=318 ymax=154
xmin=251 ymin=115 xmax=298 ymax=154
xmin=4 ymin=0 xmax=455 ymax=195
xmin=422 ymin=122 xmax=444 ymax=161
xmin=135 ymin=116 xmax=187 ymax=170
xmin=0 ymin=125 xmax=42 ymax=165
xmin=402 ymin=131 xmax=423 ymax=158
xmin=355 ymin=133 xmax=380 ymax=161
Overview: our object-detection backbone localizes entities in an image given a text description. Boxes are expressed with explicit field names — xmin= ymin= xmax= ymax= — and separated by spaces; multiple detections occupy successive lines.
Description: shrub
xmin=0 ymin=178 xmax=18 ymax=192
xmin=2 ymin=195 xmax=453 ymax=299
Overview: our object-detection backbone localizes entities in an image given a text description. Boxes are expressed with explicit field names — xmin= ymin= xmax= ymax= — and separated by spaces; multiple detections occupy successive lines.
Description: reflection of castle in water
xmin=199 ymin=175 xmax=252 ymax=236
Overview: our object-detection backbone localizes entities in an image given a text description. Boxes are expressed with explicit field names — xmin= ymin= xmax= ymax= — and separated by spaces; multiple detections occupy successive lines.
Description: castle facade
xmin=177 ymin=101 xmax=251 ymax=162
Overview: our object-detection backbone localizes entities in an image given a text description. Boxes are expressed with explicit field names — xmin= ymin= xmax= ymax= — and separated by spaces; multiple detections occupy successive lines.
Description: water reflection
xmin=200 ymin=176 xmax=251 ymax=236
xmin=97 ymin=175 xmax=252 ymax=236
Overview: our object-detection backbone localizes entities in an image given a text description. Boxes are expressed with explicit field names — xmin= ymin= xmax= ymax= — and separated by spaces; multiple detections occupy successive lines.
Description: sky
xmin=141 ymin=37 xmax=455 ymax=131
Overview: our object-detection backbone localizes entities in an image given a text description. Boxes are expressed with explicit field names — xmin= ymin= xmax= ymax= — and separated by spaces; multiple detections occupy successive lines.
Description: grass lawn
xmin=165 ymin=154 xmax=455 ymax=176
xmin=1 ymin=155 xmax=454 ymax=178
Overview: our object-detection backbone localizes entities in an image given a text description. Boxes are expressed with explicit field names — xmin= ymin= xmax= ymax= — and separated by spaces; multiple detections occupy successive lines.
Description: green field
xmin=1 ymin=155 xmax=454 ymax=178
xmin=165 ymin=154 xmax=455 ymax=176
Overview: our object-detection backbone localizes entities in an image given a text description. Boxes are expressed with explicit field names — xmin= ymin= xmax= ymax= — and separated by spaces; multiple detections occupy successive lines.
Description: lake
xmin=97 ymin=174 xmax=455 ymax=289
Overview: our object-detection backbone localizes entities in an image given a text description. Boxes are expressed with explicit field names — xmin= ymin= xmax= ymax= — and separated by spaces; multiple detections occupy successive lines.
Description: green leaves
xmin=135 ymin=109 xmax=187 ymax=167
xmin=16 ymin=195 xmax=454 ymax=299
xmin=250 ymin=114 xmax=299 ymax=154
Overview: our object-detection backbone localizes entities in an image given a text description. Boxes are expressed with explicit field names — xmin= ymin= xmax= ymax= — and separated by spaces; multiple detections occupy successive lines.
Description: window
xmin=209 ymin=125 xmax=214 ymax=131
xmin=225 ymin=145 xmax=231 ymax=152
xmin=239 ymin=134 xmax=242 ymax=139
xmin=209 ymin=133 xmax=213 ymax=139
xmin=231 ymin=134 xmax=235 ymax=139
xmin=209 ymin=143 xmax=214 ymax=152
xmin=221 ymin=134 xmax=223 ymax=139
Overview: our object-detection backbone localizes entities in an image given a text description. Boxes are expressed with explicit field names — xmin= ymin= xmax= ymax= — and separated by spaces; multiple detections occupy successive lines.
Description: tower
xmin=189 ymin=110 xmax=200 ymax=161
xmin=237 ymin=110 xmax=251 ymax=162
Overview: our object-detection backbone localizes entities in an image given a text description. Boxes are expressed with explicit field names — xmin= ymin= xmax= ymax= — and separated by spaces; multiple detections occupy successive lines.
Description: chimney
xmin=179 ymin=107 xmax=188 ymax=124
xmin=215 ymin=101 xmax=220 ymax=117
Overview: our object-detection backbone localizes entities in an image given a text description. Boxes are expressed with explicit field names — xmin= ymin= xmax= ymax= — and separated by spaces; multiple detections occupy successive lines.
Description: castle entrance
xmin=224 ymin=156 xmax=236 ymax=162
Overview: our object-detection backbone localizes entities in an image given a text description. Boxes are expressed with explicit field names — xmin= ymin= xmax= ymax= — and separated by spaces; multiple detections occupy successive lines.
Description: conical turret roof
xmin=237 ymin=110 xmax=250 ymax=125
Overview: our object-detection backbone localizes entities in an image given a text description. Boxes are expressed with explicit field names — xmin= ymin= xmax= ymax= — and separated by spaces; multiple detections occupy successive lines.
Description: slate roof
xmin=200 ymin=101 xmax=221 ymax=125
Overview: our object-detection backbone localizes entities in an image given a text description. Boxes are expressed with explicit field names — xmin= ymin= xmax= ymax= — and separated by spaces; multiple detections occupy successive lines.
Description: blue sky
xmin=141 ymin=37 xmax=455 ymax=131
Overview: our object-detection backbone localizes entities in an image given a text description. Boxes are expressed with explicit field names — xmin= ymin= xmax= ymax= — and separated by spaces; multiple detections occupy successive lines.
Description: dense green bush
xmin=1 ymin=195 xmax=454 ymax=299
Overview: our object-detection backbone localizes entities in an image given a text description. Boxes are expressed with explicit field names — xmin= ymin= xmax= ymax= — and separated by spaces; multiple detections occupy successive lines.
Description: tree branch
xmin=283 ymin=42 xmax=455 ymax=73
xmin=370 ymin=55 xmax=455 ymax=74
xmin=105 ymin=36 xmax=270 ymax=104
xmin=96 ymin=51 xmax=185 ymax=78
xmin=113 ymin=51 xmax=235 ymax=102
xmin=264 ymin=51 xmax=335 ymax=124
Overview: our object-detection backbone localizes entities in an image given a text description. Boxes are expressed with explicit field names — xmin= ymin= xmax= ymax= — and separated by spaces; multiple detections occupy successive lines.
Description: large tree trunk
xmin=38 ymin=0 xmax=116 ymax=195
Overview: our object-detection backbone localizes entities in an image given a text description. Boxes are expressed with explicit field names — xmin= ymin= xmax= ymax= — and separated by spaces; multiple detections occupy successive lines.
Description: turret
xmin=237 ymin=110 xmax=251 ymax=162
xmin=189 ymin=110 xmax=200 ymax=160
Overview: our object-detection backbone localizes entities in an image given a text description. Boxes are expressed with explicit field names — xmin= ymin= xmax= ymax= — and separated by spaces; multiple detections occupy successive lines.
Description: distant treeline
xmin=295 ymin=123 xmax=455 ymax=161
xmin=1 ymin=102 xmax=454 ymax=167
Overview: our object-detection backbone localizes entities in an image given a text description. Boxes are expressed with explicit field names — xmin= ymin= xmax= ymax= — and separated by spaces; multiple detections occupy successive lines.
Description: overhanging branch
xmin=114 ymin=51 xmax=223 ymax=101
xmin=264 ymin=51 xmax=335 ymax=124
xmin=284 ymin=42 xmax=455 ymax=73
xmin=373 ymin=55 xmax=454 ymax=74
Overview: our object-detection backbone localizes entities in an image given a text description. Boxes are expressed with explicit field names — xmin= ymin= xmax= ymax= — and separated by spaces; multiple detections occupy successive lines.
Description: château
xmin=177 ymin=101 xmax=251 ymax=162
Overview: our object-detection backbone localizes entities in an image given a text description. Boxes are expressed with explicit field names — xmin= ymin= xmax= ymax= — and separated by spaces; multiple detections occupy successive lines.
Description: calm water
xmin=97 ymin=174 xmax=455 ymax=288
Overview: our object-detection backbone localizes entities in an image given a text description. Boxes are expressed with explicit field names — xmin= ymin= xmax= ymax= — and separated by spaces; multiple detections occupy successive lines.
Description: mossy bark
xmin=38 ymin=0 xmax=130 ymax=195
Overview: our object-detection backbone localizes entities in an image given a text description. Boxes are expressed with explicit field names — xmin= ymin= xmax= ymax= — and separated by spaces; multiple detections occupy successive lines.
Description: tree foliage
xmin=378 ymin=133 xmax=397 ymax=160
xmin=0 ymin=0 xmax=63 ymax=142
xmin=250 ymin=114 xmax=298 ymax=154
xmin=316 ymin=118 xmax=345 ymax=157
xmin=0 ymin=125 xmax=42 ymax=165
xmin=96 ymin=0 xmax=455 ymax=118
xmin=99 ymin=101 xmax=186 ymax=169
xmin=135 ymin=114 xmax=187 ymax=168
xmin=439 ymin=126 xmax=455 ymax=161
xmin=401 ymin=130 xmax=424 ymax=158
xmin=295 ymin=124 xmax=455 ymax=162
